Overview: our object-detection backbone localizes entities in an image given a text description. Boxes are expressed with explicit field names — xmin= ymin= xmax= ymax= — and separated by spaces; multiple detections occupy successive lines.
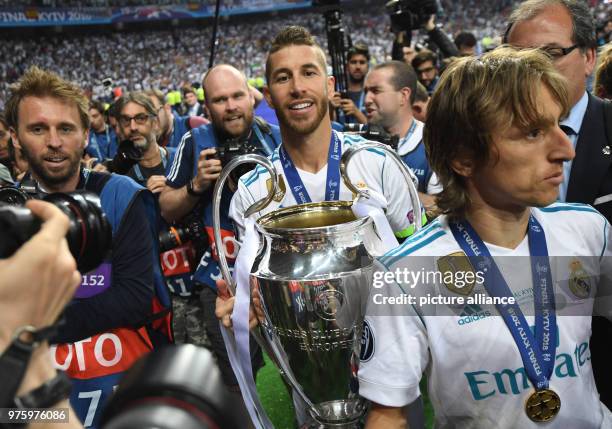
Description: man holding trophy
xmin=214 ymin=25 xmax=425 ymax=428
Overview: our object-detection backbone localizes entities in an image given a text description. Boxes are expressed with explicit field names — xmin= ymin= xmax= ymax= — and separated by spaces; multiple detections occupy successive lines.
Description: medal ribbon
xmin=279 ymin=130 xmax=341 ymax=203
xmin=450 ymin=215 xmax=557 ymax=391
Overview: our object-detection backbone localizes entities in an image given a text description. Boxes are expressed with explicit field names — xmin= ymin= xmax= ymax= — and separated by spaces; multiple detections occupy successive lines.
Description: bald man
xmin=159 ymin=64 xmax=280 ymax=391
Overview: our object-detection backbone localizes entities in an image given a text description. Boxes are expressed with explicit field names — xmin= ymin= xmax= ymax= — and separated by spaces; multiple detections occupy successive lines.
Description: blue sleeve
xmin=166 ymin=133 xmax=194 ymax=188
xmin=51 ymin=195 xmax=154 ymax=344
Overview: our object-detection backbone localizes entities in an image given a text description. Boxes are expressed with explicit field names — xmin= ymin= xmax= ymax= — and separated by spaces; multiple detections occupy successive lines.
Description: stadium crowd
xmin=0 ymin=0 xmax=548 ymax=111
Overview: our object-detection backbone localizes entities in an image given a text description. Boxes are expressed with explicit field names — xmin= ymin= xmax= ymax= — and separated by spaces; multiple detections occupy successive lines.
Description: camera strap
xmin=133 ymin=148 xmax=169 ymax=184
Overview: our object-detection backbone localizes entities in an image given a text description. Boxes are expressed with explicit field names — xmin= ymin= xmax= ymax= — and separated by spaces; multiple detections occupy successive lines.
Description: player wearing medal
xmin=360 ymin=47 xmax=612 ymax=428
xmin=229 ymin=26 xmax=420 ymax=240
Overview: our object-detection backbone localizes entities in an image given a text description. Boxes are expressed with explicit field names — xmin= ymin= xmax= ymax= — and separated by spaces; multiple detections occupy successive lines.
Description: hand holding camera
xmin=192 ymin=148 xmax=222 ymax=195
xmin=0 ymin=200 xmax=81 ymax=344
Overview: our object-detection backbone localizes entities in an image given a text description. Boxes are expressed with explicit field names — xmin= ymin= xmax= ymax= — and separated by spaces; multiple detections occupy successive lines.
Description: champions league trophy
xmin=212 ymin=142 xmax=422 ymax=428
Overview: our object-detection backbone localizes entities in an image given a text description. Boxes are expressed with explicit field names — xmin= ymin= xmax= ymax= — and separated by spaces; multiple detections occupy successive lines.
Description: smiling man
xmin=230 ymin=26 xmax=420 ymax=238
xmin=5 ymin=66 xmax=162 ymax=428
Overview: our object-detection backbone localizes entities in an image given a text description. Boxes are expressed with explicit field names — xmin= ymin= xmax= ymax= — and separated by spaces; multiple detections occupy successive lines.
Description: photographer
xmin=113 ymin=92 xmax=174 ymax=193
xmin=364 ymin=60 xmax=441 ymax=209
xmin=331 ymin=43 xmax=369 ymax=125
xmin=85 ymin=100 xmax=118 ymax=164
xmin=5 ymin=66 xmax=164 ymax=428
xmin=0 ymin=200 xmax=83 ymax=429
xmin=160 ymin=64 xmax=279 ymax=392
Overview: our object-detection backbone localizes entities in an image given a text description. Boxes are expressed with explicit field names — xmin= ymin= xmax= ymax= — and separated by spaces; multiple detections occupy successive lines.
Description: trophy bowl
xmin=212 ymin=143 xmax=422 ymax=428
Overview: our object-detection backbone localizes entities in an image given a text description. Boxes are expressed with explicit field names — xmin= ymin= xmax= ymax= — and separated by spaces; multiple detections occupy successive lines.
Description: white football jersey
xmin=359 ymin=203 xmax=612 ymax=428
xmin=229 ymin=131 xmax=420 ymax=239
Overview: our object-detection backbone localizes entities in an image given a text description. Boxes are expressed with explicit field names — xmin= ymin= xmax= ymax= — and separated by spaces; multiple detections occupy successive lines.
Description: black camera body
xmin=386 ymin=0 xmax=439 ymax=33
xmin=215 ymin=134 xmax=261 ymax=182
xmin=344 ymin=123 xmax=400 ymax=151
xmin=0 ymin=185 xmax=112 ymax=273
xmin=104 ymin=140 xmax=145 ymax=175
xmin=158 ymin=210 xmax=208 ymax=254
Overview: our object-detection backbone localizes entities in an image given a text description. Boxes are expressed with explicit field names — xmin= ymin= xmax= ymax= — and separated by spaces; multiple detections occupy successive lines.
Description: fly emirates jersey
xmin=359 ymin=203 xmax=612 ymax=429
xmin=229 ymin=131 xmax=420 ymax=239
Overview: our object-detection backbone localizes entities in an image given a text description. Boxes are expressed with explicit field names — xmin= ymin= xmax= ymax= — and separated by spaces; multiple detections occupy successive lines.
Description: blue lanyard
xmin=357 ymin=90 xmax=365 ymax=110
xmin=253 ymin=125 xmax=274 ymax=156
xmin=90 ymin=127 xmax=111 ymax=160
xmin=279 ymin=131 xmax=341 ymax=204
xmin=399 ymin=119 xmax=417 ymax=148
xmin=449 ymin=215 xmax=557 ymax=391
xmin=134 ymin=147 xmax=169 ymax=184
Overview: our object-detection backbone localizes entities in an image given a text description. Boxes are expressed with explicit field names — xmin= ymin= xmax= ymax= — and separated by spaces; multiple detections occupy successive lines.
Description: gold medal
xmin=525 ymin=389 xmax=561 ymax=422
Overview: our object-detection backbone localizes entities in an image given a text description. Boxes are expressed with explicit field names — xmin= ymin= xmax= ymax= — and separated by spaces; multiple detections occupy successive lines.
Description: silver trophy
xmin=212 ymin=142 xmax=422 ymax=428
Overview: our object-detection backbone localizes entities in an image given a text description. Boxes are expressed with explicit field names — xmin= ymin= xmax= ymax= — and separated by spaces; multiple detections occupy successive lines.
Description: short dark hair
xmin=412 ymin=50 xmax=437 ymax=71
xmin=372 ymin=60 xmax=418 ymax=104
xmin=89 ymin=100 xmax=105 ymax=115
xmin=265 ymin=26 xmax=327 ymax=82
xmin=455 ymin=32 xmax=477 ymax=49
xmin=504 ymin=0 xmax=596 ymax=50
xmin=347 ymin=43 xmax=370 ymax=62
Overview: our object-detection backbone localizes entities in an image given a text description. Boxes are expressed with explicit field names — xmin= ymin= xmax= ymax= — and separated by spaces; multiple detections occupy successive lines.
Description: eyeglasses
xmin=417 ymin=66 xmax=435 ymax=75
xmin=540 ymin=45 xmax=579 ymax=60
xmin=118 ymin=113 xmax=152 ymax=127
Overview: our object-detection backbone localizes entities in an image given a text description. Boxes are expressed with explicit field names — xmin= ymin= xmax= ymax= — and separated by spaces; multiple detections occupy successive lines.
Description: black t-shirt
xmin=127 ymin=162 xmax=166 ymax=186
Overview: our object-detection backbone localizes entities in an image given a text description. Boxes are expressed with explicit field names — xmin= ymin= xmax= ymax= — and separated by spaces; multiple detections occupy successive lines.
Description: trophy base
xmin=309 ymin=399 xmax=367 ymax=428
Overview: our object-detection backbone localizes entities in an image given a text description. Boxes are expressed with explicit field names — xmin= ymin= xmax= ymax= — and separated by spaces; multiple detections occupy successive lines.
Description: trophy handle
xmin=212 ymin=154 xmax=279 ymax=295
xmin=340 ymin=141 xmax=423 ymax=234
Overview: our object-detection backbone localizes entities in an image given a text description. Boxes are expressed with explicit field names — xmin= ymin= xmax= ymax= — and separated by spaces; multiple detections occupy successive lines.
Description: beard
xmin=212 ymin=109 xmax=254 ymax=141
xmin=276 ymin=95 xmax=328 ymax=136
xmin=349 ymin=73 xmax=365 ymax=85
xmin=21 ymin=144 xmax=82 ymax=188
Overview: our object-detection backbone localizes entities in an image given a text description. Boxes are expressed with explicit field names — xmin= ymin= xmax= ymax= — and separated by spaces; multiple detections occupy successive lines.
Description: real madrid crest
xmin=568 ymin=259 xmax=591 ymax=299
xmin=266 ymin=174 xmax=287 ymax=203
xmin=437 ymin=251 xmax=477 ymax=296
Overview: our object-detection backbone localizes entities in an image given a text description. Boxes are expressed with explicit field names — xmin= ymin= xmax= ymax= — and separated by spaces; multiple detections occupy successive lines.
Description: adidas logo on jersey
xmin=457 ymin=303 xmax=491 ymax=325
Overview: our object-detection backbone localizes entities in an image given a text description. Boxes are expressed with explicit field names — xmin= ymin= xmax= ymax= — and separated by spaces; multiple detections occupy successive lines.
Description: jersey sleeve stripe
xmin=167 ymin=131 xmax=190 ymax=182
xmin=380 ymin=230 xmax=445 ymax=268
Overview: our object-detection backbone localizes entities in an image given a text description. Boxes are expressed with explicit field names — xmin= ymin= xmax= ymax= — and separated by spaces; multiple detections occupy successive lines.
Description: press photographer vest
xmin=401 ymin=142 xmax=433 ymax=194
xmin=189 ymin=118 xmax=280 ymax=291
xmin=50 ymin=170 xmax=172 ymax=428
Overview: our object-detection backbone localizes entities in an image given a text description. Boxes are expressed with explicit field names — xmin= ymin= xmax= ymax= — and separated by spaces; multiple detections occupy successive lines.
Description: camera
xmin=101 ymin=344 xmax=248 ymax=429
xmin=344 ymin=123 xmax=400 ymax=150
xmin=102 ymin=78 xmax=114 ymax=88
xmin=158 ymin=213 xmax=208 ymax=253
xmin=105 ymin=140 xmax=145 ymax=175
xmin=0 ymin=189 xmax=112 ymax=274
xmin=215 ymin=136 xmax=261 ymax=182
xmin=386 ymin=0 xmax=440 ymax=33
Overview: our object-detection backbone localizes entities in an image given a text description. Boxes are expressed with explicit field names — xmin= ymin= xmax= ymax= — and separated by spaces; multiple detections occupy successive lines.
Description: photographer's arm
xmin=425 ymin=15 xmax=459 ymax=59
xmin=0 ymin=201 xmax=82 ymax=428
xmin=160 ymin=147 xmax=221 ymax=222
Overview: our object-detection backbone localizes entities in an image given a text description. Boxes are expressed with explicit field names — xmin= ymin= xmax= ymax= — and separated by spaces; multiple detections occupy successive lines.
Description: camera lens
xmin=0 ymin=191 xmax=112 ymax=274
xmin=43 ymin=192 xmax=112 ymax=273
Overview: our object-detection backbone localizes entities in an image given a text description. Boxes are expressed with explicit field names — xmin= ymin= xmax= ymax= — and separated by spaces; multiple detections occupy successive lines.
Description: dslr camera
xmin=104 ymin=139 xmax=145 ymax=175
xmin=0 ymin=185 xmax=112 ymax=274
xmin=344 ymin=123 xmax=400 ymax=151
xmin=386 ymin=0 xmax=440 ymax=33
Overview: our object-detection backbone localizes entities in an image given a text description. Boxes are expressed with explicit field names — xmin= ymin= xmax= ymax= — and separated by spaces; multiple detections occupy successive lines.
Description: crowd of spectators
xmin=0 ymin=0 xmax=610 ymax=110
